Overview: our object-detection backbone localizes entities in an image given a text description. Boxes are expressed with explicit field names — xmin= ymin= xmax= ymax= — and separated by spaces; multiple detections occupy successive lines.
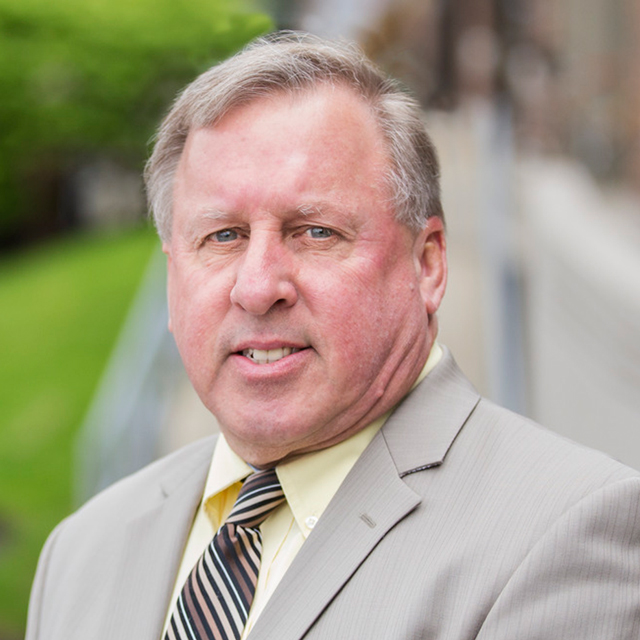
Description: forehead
xmin=173 ymin=85 xmax=393 ymax=219
xmin=210 ymin=83 xmax=383 ymax=140
xmin=184 ymin=84 xmax=387 ymax=168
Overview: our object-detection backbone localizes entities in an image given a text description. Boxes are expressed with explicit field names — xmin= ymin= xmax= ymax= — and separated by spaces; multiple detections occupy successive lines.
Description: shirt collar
xmin=201 ymin=342 xmax=443 ymax=534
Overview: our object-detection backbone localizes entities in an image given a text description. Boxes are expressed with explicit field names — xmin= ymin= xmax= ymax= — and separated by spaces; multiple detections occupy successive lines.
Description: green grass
xmin=0 ymin=225 xmax=158 ymax=638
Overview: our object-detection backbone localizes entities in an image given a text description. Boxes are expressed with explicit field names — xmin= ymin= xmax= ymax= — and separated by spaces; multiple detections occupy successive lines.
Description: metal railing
xmin=74 ymin=248 xmax=184 ymax=505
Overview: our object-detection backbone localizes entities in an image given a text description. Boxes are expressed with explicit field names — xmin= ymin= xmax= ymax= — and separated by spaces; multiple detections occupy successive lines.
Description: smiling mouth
xmin=241 ymin=347 xmax=302 ymax=364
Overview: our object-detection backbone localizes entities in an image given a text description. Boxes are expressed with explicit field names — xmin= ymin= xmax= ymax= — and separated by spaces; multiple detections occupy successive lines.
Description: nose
xmin=230 ymin=233 xmax=298 ymax=315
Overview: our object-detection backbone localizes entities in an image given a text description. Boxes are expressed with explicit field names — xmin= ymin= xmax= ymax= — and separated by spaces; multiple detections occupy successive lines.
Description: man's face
xmin=165 ymin=85 xmax=446 ymax=465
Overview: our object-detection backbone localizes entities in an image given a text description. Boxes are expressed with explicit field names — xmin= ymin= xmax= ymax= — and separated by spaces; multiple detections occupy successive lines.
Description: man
xmin=27 ymin=32 xmax=640 ymax=639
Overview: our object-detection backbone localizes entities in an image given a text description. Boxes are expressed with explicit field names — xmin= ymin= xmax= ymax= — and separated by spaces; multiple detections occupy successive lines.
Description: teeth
xmin=242 ymin=347 xmax=301 ymax=364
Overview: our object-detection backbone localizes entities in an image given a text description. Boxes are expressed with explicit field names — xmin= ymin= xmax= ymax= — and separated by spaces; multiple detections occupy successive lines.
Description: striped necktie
xmin=165 ymin=468 xmax=285 ymax=640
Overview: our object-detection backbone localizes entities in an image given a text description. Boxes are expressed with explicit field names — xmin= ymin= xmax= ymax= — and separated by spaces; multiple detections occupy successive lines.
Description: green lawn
xmin=0 ymin=225 xmax=158 ymax=638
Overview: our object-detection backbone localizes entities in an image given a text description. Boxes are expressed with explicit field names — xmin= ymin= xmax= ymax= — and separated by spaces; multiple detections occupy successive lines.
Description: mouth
xmin=241 ymin=347 xmax=303 ymax=364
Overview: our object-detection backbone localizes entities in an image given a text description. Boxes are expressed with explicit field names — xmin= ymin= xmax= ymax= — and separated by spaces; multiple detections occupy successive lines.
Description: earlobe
xmin=414 ymin=217 xmax=447 ymax=315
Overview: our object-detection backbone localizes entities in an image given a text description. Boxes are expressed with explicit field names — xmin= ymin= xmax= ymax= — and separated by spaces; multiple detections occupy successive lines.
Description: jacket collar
xmin=381 ymin=346 xmax=480 ymax=477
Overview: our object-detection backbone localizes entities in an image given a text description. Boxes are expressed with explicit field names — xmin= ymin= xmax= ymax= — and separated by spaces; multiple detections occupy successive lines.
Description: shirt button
xmin=305 ymin=516 xmax=318 ymax=529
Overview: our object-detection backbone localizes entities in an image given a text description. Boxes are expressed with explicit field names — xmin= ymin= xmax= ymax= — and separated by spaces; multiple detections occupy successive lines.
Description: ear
xmin=413 ymin=217 xmax=447 ymax=316
xmin=162 ymin=242 xmax=174 ymax=333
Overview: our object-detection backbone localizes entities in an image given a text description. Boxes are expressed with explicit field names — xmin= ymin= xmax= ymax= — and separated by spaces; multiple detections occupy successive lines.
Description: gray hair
xmin=144 ymin=31 xmax=443 ymax=241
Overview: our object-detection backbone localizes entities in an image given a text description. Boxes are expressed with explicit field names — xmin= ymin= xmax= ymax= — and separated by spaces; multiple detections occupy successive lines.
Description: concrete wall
xmin=520 ymin=158 xmax=640 ymax=469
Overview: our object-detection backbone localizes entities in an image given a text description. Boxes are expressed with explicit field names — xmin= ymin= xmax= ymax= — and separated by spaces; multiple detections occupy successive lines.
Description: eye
xmin=306 ymin=226 xmax=333 ymax=239
xmin=210 ymin=229 xmax=238 ymax=243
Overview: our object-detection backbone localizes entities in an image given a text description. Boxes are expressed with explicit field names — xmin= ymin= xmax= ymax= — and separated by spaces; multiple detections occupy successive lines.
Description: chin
xmin=231 ymin=440 xmax=291 ymax=468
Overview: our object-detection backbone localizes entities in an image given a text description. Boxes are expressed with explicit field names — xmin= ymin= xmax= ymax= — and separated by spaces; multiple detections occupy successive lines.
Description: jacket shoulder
xmin=65 ymin=435 xmax=216 ymax=539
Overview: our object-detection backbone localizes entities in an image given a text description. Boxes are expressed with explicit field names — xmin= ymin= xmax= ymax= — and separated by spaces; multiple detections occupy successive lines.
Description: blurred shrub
xmin=0 ymin=0 xmax=272 ymax=244
xmin=0 ymin=226 xmax=158 ymax=638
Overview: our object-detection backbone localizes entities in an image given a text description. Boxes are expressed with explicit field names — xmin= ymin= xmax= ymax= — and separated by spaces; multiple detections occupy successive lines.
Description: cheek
xmin=351 ymin=262 xmax=424 ymax=341
xmin=303 ymin=261 xmax=413 ymax=353
xmin=168 ymin=269 xmax=229 ymax=346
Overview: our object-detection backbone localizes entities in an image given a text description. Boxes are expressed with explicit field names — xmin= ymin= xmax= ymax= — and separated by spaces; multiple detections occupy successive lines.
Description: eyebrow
xmin=198 ymin=208 xmax=232 ymax=223
xmin=295 ymin=201 xmax=342 ymax=218
xmin=297 ymin=203 xmax=321 ymax=217
xmin=183 ymin=208 xmax=230 ymax=244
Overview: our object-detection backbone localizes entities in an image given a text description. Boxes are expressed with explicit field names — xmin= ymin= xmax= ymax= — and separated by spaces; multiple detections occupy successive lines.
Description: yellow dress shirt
xmin=162 ymin=343 xmax=443 ymax=639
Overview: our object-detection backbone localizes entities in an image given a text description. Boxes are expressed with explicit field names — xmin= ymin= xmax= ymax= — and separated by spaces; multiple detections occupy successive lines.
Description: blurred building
xmin=354 ymin=0 xmax=640 ymax=467
xmin=347 ymin=0 xmax=640 ymax=195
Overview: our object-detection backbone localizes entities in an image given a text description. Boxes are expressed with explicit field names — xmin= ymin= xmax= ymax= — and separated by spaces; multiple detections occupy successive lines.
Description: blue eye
xmin=212 ymin=229 xmax=238 ymax=243
xmin=307 ymin=227 xmax=333 ymax=239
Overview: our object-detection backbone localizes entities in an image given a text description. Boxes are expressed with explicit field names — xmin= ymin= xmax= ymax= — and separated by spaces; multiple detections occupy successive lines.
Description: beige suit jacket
xmin=26 ymin=350 xmax=640 ymax=639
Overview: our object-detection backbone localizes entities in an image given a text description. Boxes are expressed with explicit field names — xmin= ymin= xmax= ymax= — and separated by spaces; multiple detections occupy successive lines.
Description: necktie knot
xmin=226 ymin=468 xmax=285 ymax=529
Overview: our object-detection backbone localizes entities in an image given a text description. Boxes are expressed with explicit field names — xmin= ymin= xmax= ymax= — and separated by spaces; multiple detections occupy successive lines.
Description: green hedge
xmin=0 ymin=226 xmax=158 ymax=637
xmin=0 ymin=0 xmax=272 ymax=238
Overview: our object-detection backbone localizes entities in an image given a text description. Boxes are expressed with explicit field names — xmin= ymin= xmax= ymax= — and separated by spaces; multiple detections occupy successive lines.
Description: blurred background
xmin=1 ymin=0 xmax=639 ymax=636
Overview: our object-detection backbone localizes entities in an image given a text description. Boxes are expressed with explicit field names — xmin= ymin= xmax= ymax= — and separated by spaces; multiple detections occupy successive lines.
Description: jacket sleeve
xmin=476 ymin=477 xmax=640 ymax=639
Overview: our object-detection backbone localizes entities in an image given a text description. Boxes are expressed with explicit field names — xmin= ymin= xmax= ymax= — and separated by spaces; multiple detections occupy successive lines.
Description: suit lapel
xmin=104 ymin=438 xmax=215 ymax=640
xmin=248 ymin=431 xmax=421 ymax=639
xmin=248 ymin=349 xmax=480 ymax=640
xmin=383 ymin=348 xmax=480 ymax=476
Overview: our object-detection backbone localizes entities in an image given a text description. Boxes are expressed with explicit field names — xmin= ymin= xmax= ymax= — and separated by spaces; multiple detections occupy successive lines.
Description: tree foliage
xmin=0 ymin=0 xmax=272 ymax=243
